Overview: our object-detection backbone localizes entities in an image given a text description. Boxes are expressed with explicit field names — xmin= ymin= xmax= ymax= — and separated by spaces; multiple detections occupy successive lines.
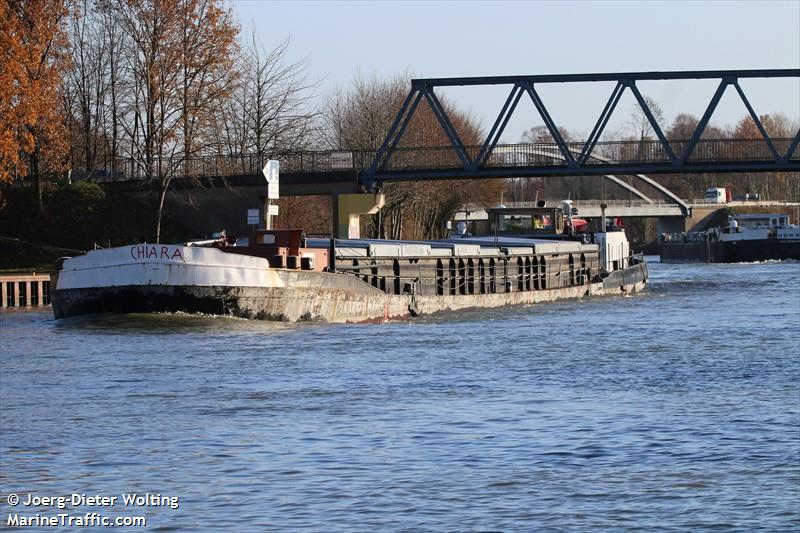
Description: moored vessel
xmin=660 ymin=213 xmax=800 ymax=263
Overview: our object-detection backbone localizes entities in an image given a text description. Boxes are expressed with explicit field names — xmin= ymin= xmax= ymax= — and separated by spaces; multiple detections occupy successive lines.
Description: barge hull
xmin=661 ymin=240 xmax=800 ymax=263
xmin=52 ymin=263 xmax=647 ymax=323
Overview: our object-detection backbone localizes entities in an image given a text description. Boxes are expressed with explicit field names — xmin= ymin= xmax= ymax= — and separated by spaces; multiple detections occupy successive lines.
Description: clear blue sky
xmin=234 ymin=0 xmax=800 ymax=142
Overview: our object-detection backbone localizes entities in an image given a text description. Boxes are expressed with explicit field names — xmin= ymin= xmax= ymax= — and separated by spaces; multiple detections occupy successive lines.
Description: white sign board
xmin=267 ymin=204 xmax=279 ymax=217
xmin=247 ymin=208 xmax=260 ymax=226
xmin=262 ymin=160 xmax=280 ymax=183
xmin=268 ymin=182 xmax=279 ymax=199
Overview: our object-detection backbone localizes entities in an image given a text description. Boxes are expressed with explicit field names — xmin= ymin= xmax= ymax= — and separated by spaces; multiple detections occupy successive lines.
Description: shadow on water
xmin=1 ymin=307 xmax=314 ymax=344
xmin=51 ymin=311 xmax=297 ymax=334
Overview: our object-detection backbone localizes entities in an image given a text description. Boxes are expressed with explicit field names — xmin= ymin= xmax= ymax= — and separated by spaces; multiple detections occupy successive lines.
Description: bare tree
xmin=209 ymin=33 xmax=318 ymax=188
xmin=64 ymin=0 xmax=109 ymax=173
xmin=321 ymin=72 xmax=407 ymax=151
xmin=666 ymin=112 xmax=726 ymax=140
xmin=627 ymin=95 xmax=664 ymax=141
xmin=111 ymin=0 xmax=238 ymax=243
xmin=115 ymin=0 xmax=182 ymax=242
xmin=321 ymin=73 xmax=503 ymax=239
xmin=241 ymin=36 xmax=316 ymax=155
xmin=98 ymin=4 xmax=127 ymax=175
xmin=520 ymin=124 xmax=572 ymax=144
xmin=320 ymin=73 xmax=411 ymax=238
xmin=759 ymin=112 xmax=798 ymax=139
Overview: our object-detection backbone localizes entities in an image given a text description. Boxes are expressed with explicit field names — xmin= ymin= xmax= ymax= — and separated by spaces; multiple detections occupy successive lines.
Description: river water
xmin=1 ymin=259 xmax=798 ymax=531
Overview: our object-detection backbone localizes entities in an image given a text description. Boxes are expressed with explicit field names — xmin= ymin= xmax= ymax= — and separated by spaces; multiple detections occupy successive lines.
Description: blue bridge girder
xmin=363 ymin=68 xmax=800 ymax=189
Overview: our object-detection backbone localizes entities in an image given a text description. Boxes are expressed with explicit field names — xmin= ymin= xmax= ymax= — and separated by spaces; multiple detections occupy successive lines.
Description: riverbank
xmin=0 ymin=237 xmax=77 ymax=274
xmin=0 ymin=184 xmax=192 ymax=268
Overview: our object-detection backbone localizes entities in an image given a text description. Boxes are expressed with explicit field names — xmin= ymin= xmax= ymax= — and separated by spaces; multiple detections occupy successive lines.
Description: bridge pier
xmin=333 ymin=193 xmax=385 ymax=239
xmin=684 ymin=205 xmax=728 ymax=232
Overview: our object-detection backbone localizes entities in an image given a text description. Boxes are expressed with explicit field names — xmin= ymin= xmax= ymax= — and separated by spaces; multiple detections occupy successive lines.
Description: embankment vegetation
xmin=2 ymin=0 xmax=797 ymax=263
xmin=0 ymin=183 xmax=191 ymax=271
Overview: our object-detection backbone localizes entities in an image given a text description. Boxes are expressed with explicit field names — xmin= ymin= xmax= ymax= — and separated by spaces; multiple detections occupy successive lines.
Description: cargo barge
xmin=661 ymin=213 xmax=800 ymax=263
xmin=51 ymin=206 xmax=647 ymax=322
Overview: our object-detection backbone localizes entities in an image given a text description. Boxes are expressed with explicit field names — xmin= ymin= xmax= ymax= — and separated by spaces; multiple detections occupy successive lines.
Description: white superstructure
xmin=594 ymin=231 xmax=630 ymax=272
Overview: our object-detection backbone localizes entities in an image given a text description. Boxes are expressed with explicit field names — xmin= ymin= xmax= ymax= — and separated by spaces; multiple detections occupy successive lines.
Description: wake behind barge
xmin=51 ymin=223 xmax=647 ymax=322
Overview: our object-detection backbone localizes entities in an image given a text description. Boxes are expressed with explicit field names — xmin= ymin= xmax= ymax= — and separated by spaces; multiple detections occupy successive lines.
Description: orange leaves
xmin=0 ymin=0 xmax=70 ymax=182
xmin=732 ymin=116 xmax=762 ymax=139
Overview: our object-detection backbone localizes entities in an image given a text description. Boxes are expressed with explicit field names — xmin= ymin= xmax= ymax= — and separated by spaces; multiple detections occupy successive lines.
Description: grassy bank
xmin=0 ymin=237 xmax=81 ymax=274
xmin=1 ymin=183 xmax=192 ymax=272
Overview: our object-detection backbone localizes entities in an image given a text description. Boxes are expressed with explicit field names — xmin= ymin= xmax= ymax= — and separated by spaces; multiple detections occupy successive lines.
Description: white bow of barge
xmin=51 ymin=230 xmax=647 ymax=322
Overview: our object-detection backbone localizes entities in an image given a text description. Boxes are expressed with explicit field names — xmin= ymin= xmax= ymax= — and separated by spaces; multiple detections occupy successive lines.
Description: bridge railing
xmin=161 ymin=150 xmax=379 ymax=177
xmin=503 ymin=200 xmax=686 ymax=210
xmin=381 ymin=138 xmax=799 ymax=171
xmin=30 ymin=137 xmax=798 ymax=186
xmin=553 ymin=199 xmax=685 ymax=207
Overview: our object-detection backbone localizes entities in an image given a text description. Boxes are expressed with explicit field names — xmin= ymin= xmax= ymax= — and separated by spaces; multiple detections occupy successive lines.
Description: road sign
xmin=247 ymin=208 xmax=260 ymax=225
xmin=262 ymin=160 xmax=280 ymax=183
xmin=267 ymin=204 xmax=279 ymax=217
xmin=268 ymin=182 xmax=279 ymax=199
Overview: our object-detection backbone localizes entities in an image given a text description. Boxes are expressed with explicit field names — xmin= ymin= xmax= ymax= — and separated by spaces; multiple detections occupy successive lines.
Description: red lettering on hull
xmin=129 ymin=245 xmax=185 ymax=262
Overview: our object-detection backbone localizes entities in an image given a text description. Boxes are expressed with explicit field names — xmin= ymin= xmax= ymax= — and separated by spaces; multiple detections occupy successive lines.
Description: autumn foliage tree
xmin=1 ymin=0 xmax=70 ymax=210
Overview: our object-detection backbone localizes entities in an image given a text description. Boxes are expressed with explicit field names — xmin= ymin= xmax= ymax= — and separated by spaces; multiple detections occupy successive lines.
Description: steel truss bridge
xmin=65 ymin=69 xmax=798 ymax=211
xmin=363 ymin=69 xmax=799 ymax=185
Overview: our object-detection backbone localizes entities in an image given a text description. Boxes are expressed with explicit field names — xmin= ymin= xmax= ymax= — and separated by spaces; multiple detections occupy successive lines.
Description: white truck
xmin=705 ymin=187 xmax=731 ymax=204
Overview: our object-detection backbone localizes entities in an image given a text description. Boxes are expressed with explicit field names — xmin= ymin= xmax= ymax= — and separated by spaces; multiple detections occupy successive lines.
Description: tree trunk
xmin=31 ymin=152 xmax=43 ymax=212
xmin=155 ymin=177 xmax=170 ymax=244
xmin=110 ymin=61 xmax=118 ymax=175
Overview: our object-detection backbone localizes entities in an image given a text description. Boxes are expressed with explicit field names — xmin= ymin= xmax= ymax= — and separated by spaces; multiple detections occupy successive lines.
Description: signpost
xmin=264 ymin=160 xmax=279 ymax=184
xmin=262 ymin=160 xmax=279 ymax=230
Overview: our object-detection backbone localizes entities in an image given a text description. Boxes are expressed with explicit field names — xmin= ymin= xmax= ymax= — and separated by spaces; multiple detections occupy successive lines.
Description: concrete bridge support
xmin=684 ymin=206 xmax=726 ymax=232
xmin=333 ymin=193 xmax=385 ymax=239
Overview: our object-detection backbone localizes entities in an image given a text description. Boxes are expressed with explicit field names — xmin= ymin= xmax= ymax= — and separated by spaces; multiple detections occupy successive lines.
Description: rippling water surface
xmin=2 ymin=259 xmax=799 ymax=531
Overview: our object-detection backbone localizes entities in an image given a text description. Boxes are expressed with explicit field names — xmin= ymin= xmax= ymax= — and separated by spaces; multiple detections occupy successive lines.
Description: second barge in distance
xmin=50 ymin=205 xmax=648 ymax=322
xmin=661 ymin=213 xmax=800 ymax=263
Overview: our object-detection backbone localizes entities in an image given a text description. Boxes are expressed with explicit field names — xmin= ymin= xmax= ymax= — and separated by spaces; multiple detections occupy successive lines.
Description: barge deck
xmin=51 ymin=229 xmax=647 ymax=322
